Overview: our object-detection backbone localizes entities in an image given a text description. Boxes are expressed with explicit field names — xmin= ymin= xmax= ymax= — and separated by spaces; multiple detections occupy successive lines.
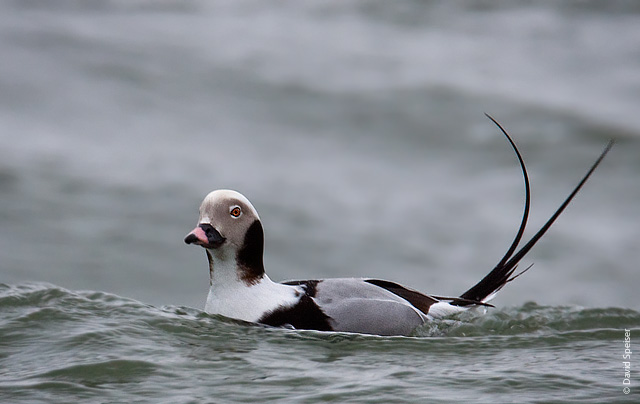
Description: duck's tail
xmin=452 ymin=115 xmax=614 ymax=307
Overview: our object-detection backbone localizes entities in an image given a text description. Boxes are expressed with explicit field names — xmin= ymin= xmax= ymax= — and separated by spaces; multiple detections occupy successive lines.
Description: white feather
xmin=205 ymin=259 xmax=301 ymax=323
xmin=426 ymin=301 xmax=467 ymax=320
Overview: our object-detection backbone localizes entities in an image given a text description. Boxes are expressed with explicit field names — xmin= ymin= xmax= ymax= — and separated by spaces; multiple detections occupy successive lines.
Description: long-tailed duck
xmin=185 ymin=116 xmax=614 ymax=336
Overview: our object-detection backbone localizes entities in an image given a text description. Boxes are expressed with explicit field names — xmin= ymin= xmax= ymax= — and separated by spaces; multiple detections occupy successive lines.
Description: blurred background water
xmin=1 ymin=1 xmax=639 ymax=403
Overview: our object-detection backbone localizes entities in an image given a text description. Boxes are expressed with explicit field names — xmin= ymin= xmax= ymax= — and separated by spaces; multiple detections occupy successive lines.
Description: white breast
xmin=205 ymin=272 xmax=301 ymax=323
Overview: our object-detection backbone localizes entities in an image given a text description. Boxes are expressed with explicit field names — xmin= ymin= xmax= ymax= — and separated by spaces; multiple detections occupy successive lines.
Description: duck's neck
xmin=206 ymin=249 xmax=264 ymax=287
xmin=206 ymin=220 xmax=266 ymax=286
xmin=206 ymin=250 xmax=264 ymax=287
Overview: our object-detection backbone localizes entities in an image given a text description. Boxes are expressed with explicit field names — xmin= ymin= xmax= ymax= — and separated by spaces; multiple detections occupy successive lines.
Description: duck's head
xmin=184 ymin=190 xmax=264 ymax=284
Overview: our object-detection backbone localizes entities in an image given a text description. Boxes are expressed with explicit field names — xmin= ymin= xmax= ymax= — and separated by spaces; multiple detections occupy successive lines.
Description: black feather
xmin=456 ymin=116 xmax=613 ymax=305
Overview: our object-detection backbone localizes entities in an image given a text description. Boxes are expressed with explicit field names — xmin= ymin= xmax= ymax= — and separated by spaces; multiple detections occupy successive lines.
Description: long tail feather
xmin=455 ymin=118 xmax=614 ymax=306
xmin=454 ymin=116 xmax=531 ymax=305
xmin=485 ymin=114 xmax=531 ymax=269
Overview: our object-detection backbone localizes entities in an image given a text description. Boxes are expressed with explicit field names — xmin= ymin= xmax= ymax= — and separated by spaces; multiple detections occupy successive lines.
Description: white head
xmin=184 ymin=190 xmax=265 ymax=285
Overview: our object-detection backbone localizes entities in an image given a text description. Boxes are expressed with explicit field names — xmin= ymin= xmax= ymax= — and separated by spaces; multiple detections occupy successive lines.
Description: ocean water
xmin=1 ymin=0 xmax=639 ymax=403
xmin=2 ymin=283 xmax=639 ymax=403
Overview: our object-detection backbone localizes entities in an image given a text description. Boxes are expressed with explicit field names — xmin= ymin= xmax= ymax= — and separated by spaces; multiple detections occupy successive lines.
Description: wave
xmin=2 ymin=282 xmax=638 ymax=340
xmin=2 ymin=282 xmax=637 ymax=403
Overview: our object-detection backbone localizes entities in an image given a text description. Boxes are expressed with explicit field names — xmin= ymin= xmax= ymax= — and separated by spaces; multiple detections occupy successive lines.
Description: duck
xmin=184 ymin=117 xmax=614 ymax=336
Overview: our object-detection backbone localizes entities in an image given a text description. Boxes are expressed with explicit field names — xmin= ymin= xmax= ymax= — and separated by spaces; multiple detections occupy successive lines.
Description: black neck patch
xmin=236 ymin=220 xmax=265 ymax=285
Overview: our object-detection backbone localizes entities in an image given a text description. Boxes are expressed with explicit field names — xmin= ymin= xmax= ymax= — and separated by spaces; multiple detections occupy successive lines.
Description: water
xmin=2 ymin=283 xmax=639 ymax=403
xmin=1 ymin=0 xmax=639 ymax=402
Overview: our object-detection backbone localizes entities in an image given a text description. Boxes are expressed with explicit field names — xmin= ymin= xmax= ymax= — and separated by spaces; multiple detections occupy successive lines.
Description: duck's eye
xmin=230 ymin=206 xmax=242 ymax=218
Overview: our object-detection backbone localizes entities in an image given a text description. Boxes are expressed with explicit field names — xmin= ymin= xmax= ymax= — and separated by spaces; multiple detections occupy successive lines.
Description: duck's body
xmin=185 ymin=120 xmax=613 ymax=336
xmin=206 ymin=271 xmax=464 ymax=336
xmin=205 ymin=269 xmax=467 ymax=336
